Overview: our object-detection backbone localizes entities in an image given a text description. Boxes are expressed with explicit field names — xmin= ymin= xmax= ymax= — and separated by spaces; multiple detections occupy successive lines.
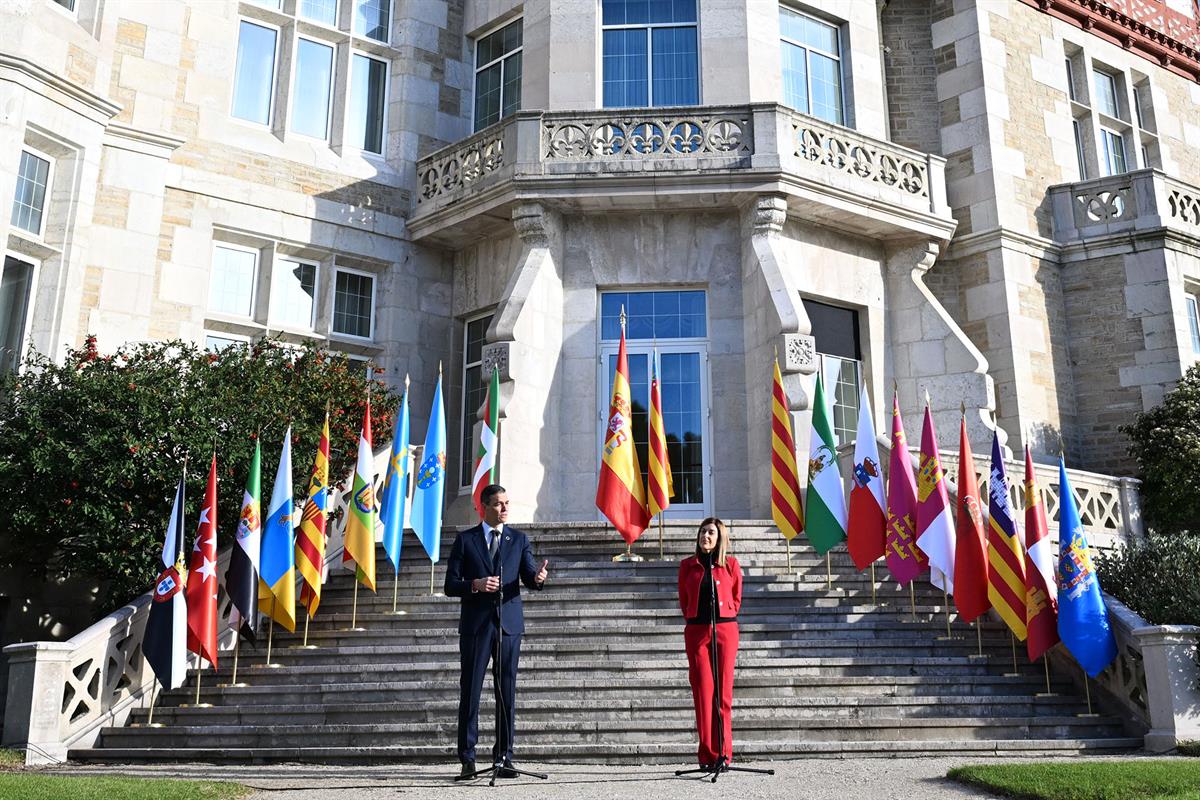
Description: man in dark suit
xmin=444 ymin=484 xmax=549 ymax=779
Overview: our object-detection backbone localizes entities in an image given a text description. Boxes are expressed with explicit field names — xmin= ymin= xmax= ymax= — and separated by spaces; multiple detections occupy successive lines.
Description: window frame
xmin=207 ymin=241 xmax=261 ymax=320
xmin=0 ymin=251 xmax=39 ymax=376
xmin=778 ymin=4 xmax=846 ymax=125
xmin=290 ymin=34 xmax=337 ymax=141
xmin=1186 ymin=292 xmax=1200 ymax=358
xmin=459 ymin=311 xmax=494 ymax=489
xmin=348 ymin=49 xmax=390 ymax=156
xmin=472 ymin=17 xmax=524 ymax=133
xmin=205 ymin=330 xmax=253 ymax=352
xmin=269 ymin=256 xmax=321 ymax=332
xmin=10 ymin=147 xmax=54 ymax=241
xmin=1099 ymin=126 xmax=1127 ymax=176
xmin=352 ymin=0 xmax=395 ymax=45
xmin=298 ymin=0 xmax=340 ymax=29
xmin=1092 ymin=67 xmax=1121 ymax=119
xmin=1072 ymin=118 xmax=1088 ymax=181
xmin=1064 ymin=57 xmax=1077 ymax=102
xmin=230 ymin=17 xmax=282 ymax=128
xmin=600 ymin=1 xmax=701 ymax=108
xmin=331 ymin=264 xmax=377 ymax=341
xmin=48 ymin=0 xmax=77 ymax=17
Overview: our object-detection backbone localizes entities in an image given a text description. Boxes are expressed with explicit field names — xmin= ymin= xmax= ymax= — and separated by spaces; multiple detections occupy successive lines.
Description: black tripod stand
xmin=458 ymin=557 xmax=548 ymax=786
xmin=676 ymin=559 xmax=774 ymax=783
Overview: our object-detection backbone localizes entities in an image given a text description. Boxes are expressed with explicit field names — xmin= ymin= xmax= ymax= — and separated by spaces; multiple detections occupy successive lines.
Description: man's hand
xmin=535 ymin=559 xmax=549 ymax=585
xmin=472 ymin=576 xmax=500 ymax=593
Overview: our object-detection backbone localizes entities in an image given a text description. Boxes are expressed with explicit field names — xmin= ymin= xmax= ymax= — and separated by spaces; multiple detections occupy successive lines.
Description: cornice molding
xmin=101 ymin=124 xmax=186 ymax=159
xmin=0 ymin=53 xmax=121 ymax=121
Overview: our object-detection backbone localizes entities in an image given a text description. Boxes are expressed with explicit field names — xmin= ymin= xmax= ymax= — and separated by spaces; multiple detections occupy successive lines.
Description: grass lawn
xmin=0 ymin=774 xmax=250 ymax=800
xmin=948 ymin=761 xmax=1200 ymax=800
xmin=0 ymin=752 xmax=22 ymax=772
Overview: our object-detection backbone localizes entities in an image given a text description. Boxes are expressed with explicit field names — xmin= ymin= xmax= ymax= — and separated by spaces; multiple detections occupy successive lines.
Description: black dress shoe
xmin=496 ymin=761 xmax=519 ymax=779
xmin=456 ymin=760 xmax=476 ymax=780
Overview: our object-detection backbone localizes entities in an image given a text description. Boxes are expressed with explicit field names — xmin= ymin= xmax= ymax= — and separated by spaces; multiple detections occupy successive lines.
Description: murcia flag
xmin=805 ymin=373 xmax=847 ymax=555
xmin=953 ymin=416 xmax=990 ymax=623
xmin=343 ymin=400 xmax=377 ymax=590
xmin=915 ymin=404 xmax=955 ymax=593
xmin=184 ymin=455 xmax=219 ymax=666
xmin=847 ymin=386 xmax=885 ymax=569
xmin=144 ymin=474 xmax=188 ymax=689
xmin=596 ymin=327 xmax=650 ymax=545
xmin=1024 ymin=446 xmax=1059 ymax=661
xmin=884 ymin=391 xmax=927 ymax=585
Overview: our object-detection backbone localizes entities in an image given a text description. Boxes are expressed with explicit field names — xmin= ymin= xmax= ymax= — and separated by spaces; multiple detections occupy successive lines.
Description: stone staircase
xmin=68 ymin=523 xmax=1141 ymax=764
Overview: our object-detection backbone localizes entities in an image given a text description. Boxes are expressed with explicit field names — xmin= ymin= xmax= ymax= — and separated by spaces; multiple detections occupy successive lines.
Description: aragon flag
xmin=952 ymin=415 xmax=990 ymax=623
xmin=847 ymin=386 xmax=885 ymax=569
xmin=915 ymin=404 xmax=956 ymax=593
xmin=770 ymin=359 xmax=804 ymax=542
xmin=144 ymin=474 xmax=187 ymax=689
xmin=226 ymin=440 xmax=261 ymax=641
xmin=471 ymin=366 xmax=500 ymax=519
xmin=343 ymin=399 xmax=377 ymax=590
xmin=987 ymin=430 xmax=1027 ymax=641
xmin=805 ymin=372 xmax=847 ymax=555
xmin=1024 ymin=446 xmax=1060 ymax=661
xmin=258 ymin=428 xmax=296 ymax=631
xmin=647 ymin=351 xmax=674 ymax=519
xmin=884 ymin=391 xmax=927 ymax=585
xmin=184 ymin=455 xmax=219 ymax=666
xmin=297 ymin=414 xmax=331 ymax=617
xmin=596 ymin=326 xmax=650 ymax=545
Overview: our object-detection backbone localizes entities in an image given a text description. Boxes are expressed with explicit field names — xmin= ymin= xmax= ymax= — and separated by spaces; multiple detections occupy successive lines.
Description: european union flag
xmin=380 ymin=390 xmax=410 ymax=572
xmin=1056 ymin=458 xmax=1118 ymax=677
xmin=411 ymin=376 xmax=446 ymax=563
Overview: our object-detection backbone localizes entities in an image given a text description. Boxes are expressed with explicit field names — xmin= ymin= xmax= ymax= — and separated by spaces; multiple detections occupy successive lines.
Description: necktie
xmin=489 ymin=529 xmax=501 ymax=570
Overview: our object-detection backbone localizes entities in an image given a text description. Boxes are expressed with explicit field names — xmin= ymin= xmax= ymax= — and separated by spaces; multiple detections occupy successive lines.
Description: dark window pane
xmin=333 ymin=271 xmax=374 ymax=338
xmin=0 ymin=257 xmax=34 ymax=376
xmin=804 ymin=298 xmax=860 ymax=360
xmin=350 ymin=54 xmax=388 ymax=153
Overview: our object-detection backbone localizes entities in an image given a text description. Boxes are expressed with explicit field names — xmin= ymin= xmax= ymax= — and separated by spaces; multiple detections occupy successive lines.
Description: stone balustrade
xmin=1049 ymin=168 xmax=1200 ymax=242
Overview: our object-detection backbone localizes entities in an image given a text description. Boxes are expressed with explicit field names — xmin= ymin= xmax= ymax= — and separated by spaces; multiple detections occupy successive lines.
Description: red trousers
xmin=683 ymin=621 xmax=739 ymax=766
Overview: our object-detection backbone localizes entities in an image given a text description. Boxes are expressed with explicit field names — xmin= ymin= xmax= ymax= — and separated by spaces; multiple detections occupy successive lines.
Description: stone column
xmin=1135 ymin=625 xmax=1200 ymax=752
xmin=1 ymin=641 xmax=73 ymax=765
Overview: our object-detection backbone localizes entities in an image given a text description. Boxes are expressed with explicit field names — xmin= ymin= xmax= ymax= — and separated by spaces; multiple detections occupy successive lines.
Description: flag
xmin=915 ymin=404 xmax=956 ymax=593
xmin=953 ymin=416 xmax=990 ymax=623
xmin=381 ymin=390 xmax=410 ymax=572
xmin=1056 ymin=458 xmax=1117 ymax=677
xmin=847 ymin=386 xmax=885 ymax=569
xmin=297 ymin=414 xmax=331 ymax=617
xmin=770 ymin=359 xmax=804 ymax=541
xmin=412 ymin=375 xmax=448 ymax=562
xmin=185 ymin=455 xmax=219 ymax=666
xmin=884 ymin=391 xmax=927 ymax=584
xmin=1024 ymin=446 xmax=1060 ymax=661
xmin=258 ymin=428 xmax=296 ymax=631
xmin=226 ymin=440 xmax=261 ymax=641
xmin=805 ymin=373 xmax=847 ymax=555
xmin=471 ymin=367 xmax=500 ymax=519
xmin=144 ymin=474 xmax=187 ymax=689
xmin=987 ymin=430 xmax=1027 ymax=640
xmin=344 ymin=399 xmax=377 ymax=591
xmin=596 ymin=328 xmax=650 ymax=545
xmin=647 ymin=350 xmax=674 ymax=518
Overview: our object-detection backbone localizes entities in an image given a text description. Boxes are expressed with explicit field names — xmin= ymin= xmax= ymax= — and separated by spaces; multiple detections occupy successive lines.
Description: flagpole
xmin=392 ymin=563 xmax=400 ymax=614
xmin=193 ymin=652 xmax=202 ymax=706
xmin=786 ymin=538 xmax=792 ymax=575
xmin=230 ymin=635 xmax=241 ymax=685
xmin=1079 ymin=668 xmax=1098 ymax=716
xmin=870 ymin=562 xmax=877 ymax=606
xmin=1006 ymin=632 xmax=1020 ymax=677
xmin=351 ymin=579 xmax=360 ymax=629
xmin=941 ymin=587 xmax=952 ymax=639
xmin=975 ymin=621 xmax=983 ymax=658
xmin=302 ymin=609 xmax=311 ymax=647
xmin=1038 ymin=656 xmax=1054 ymax=697
xmin=145 ymin=678 xmax=159 ymax=727
xmin=430 ymin=561 xmax=435 ymax=595
xmin=265 ymin=598 xmax=277 ymax=667
xmin=825 ymin=552 xmax=832 ymax=591
xmin=909 ymin=582 xmax=917 ymax=622
xmin=658 ymin=514 xmax=664 ymax=562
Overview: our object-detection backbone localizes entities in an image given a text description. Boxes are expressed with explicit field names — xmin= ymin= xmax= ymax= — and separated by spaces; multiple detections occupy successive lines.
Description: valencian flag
xmin=344 ymin=399 xmax=377 ymax=590
xmin=184 ymin=455 xmax=219 ymax=666
xmin=1024 ymin=446 xmax=1059 ymax=661
xmin=647 ymin=351 xmax=674 ymax=518
xmin=226 ymin=440 xmax=261 ymax=641
xmin=847 ymin=386 xmax=885 ymax=569
xmin=412 ymin=374 xmax=448 ymax=562
xmin=1056 ymin=458 xmax=1118 ymax=677
xmin=915 ymin=404 xmax=956 ymax=593
xmin=953 ymin=416 xmax=990 ymax=623
xmin=471 ymin=366 xmax=500 ymax=519
xmin=884 ymin=391 xmax=927 ymax=584
xmin=297 ymin=414 xmax=331 ymax=616
xmin=144 ymin=474 xmax=187 ymax=689
xmin=381 ymin=387 xmax=410 ymax=572
xmin=987 ymin=430 xmax=1027 ymax=640
xmin=258 ymin=428 xmax=296 ymax=631
xmin=805 ymin=373 xmax=847 ymax=555
xmin=770 ymin=359 xmax=804 ymax=541
xmin=596 ymin=327 xmax=650 ymax=545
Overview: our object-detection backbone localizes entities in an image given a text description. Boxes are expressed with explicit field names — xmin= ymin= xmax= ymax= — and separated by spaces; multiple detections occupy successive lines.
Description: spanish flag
xmin=297 ymin=413 xmax=331 ymax=617
xmin=597 ymin=326 xmax=649 ymax=545
xmin=770 ymin=359 xmax=804 ymax=541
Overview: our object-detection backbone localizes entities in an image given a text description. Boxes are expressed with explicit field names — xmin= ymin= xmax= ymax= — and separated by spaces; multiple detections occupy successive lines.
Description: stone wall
xmin=881 ymin=0 xmax=941 ymax=155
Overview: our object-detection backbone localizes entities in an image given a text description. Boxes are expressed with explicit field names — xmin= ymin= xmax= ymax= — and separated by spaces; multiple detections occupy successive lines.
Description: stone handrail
xmin=1050 ymin=168 xmax=1200 ymax=241
xmin=416 ymin=120 xmax=514 ymax=206
xmin=1 ymin=444 xmax=396 ymax=765
xmin=539 ymin=105 xmax=754 ymax=162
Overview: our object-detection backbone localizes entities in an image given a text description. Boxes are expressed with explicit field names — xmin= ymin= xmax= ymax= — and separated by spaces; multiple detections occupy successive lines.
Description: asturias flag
xmin=184 ymin=455 xmax=219 ymax=666
xmin=258 ymin=428 xmax=296 ymax=632
xmin=847 ymin=386 xmax=885 ymax=569
xmin=381 ymin=388 xmax=410 ymax=572
xmin=805 ymin=372 xmax=847 ymax=555
xmin=343 ymin=400 xmax=377 ymax=590
xmin=412 ymin=375 xmax=448 ymax=562
xmin=647 ymin=351 xmax=674 ymax=518
xmin=144 ymin=474 xmax=187 ymax=689
xmin=596 ymin=328 xmax=650 ymax=545
xmin=953 ymin=416 xmax=990 ymax=623
xmin=770 ymin=359 xmax=804 ymax=542
xmin=987 ymin=430 xmax=1027 ymax=641
xmin=1024 ymin=446 xmax=1060 ymax=661
xmin=226 ymin=440 xmax=261 ymax=641
xmin=915 ymin=404 xmax=955 ymax=593
xmin=1056 ymin=458 xmax=1118 ymax=677
xmin=471 ymin=367 xmax=500 ymax=519
xmin=884 ymin=391 xmax=927 ymax=585
xmin=297 ymin=414 xmax=331 ymax=616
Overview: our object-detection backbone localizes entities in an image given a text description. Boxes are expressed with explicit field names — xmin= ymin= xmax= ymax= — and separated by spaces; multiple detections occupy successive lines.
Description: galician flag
xmin=184 ymin=455 xmax=219 ymax=666
xmin=380 ymin=387 xmax=411 ymax=572
xmin=1024 ymin=446 xmax=1059 ymax=661
xmin=343 ymin=399 xmax=377 ymax=591
xmin=953 ymin=415 xmax=990 ymax=623
xmin=1056 ymin=458 xmax=1118 ymax=677
xmin=471 ymin=366 xmax=500 ymax=519
xmin=144 ymin=474 xmax=188 ymax=689
xmin=226 ymin=440 xmax=261 ymax=641
xmin=297 ymin=414 xmax=331 ymax=616
xmin=258 ymin=428 xmax=296 ymax=631
xmin=770 ymin=359 xmax=804 ymax=541
xmin=804 ymin=373 xmax=846 ymax=555
xmin=884 ymin=391 xmax=927 ymax=585
xmin=987 ymin=430 xmax=1027 ymax=640
xmin=915 ymin=404 xmax=956 ymax=593
xmin=847 ymin=386 xmax=885 ymax=569
xmin=647 ymin=351 xmax=674 ymax=518
xmin=596 ymin=326 xmax=650 ymax=545
xmin=412 ymin=374 xmax=448 ymax=562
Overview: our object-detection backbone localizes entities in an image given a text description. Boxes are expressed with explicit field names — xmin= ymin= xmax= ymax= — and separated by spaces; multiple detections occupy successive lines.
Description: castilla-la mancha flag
xmin=953 ymin=415 xmax=990 ymax=623
xmin=884 ymin=390 xmax=927 ymax=585
xmin=1024 ymin=446 xmax=1059 ymax=661
xmin=847 ymin=386 xmax=885 ymax=569
xmin=185 ymin=454 xmax=219 ymax=667
xmin=597 ymin=327 xmax=650 ymax=545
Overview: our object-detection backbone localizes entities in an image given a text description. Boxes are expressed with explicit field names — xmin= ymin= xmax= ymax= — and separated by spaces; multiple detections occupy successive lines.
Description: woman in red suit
xmin=678 ymin=517 xmax=742 ymax=770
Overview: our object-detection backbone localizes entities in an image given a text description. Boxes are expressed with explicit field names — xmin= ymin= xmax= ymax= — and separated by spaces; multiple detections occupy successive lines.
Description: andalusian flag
xmin=1024 ymin=446 xmax=1059 ymax=661
xmin=596 ymin=327 xmax=650 ymax=545
xmin=296 ymin=414 xmax=331 ymax=617
xmin=226 ymin=440 xmax=261 ymax=641
xmin=915 ymin=404 xmax=956 ymax=593
xmin=770 ymin=359 xmax=804 ymax=541
xmin=953 ymin=416 xmax=990 ymax=623
xmin=884 ymin=391 xmax=927 ymax=585
xmin=647 ymin=351 xmax=673 ymax=518
xmin=258 ymin=428 xmax=296 ymax=631
xmin=380 ymin=388 xmax=410 ymax=572
xmin=987 ymin=430 xmax=1027 ymax=640
xmin=343 ymin=399 xmax=377 ymax=591
xmin=804 ymin=373 xmax=846 ymax=555
xmin=471 ymin=366 xmax=500 ymax=518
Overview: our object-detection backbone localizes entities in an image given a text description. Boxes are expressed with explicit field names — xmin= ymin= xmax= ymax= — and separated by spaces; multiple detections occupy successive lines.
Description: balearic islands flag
xmin=770 ymin=359 xmax=804 ymax=542
xmin=953 ymin=416 xmax=990 ymax=623
xmin=226 ymin=440 xmax=261 ymax=641
xmin=847 ymin=386 xmax=885 ymax=569
xmin=343 ymin=399 xmax=377 ymax=591
xmin=144 ymin=474 xmax=188 ymax=689
xmin=1024 ymin=446 xmax=1060 ymax=661
xmin=471 ymin=366 xmax=500 ymax=519
xmin=185 ymin=455 xmax=219 ymax=666
xmin=884 ymin=391 xmax=927 ymax=584
xmin=596 ymin=327 xmax=650 ymax=545
xmin=915 ymin=404 xmax=956 ymax=593
xmin=805 ymin=372 xmax=847 ymax=555
xmin=258 ymin=428 xmax=296 ymax=631
xmin=380 ymin=387 xmax=410 ymax=572
xmin=297 ymin=414 xmax=331 ymax=616
xmin=412 ymin=374 xmax=448 ymax=562
xmin=647 ymin=351 xmax=674 ymax=518
xmin=987 ymin=431 xmax=1028 ymax=641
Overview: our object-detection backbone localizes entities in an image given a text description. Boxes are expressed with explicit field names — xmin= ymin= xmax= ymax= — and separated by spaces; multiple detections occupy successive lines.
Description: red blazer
xmin=678 ymin=555 xmax=742 ymax=619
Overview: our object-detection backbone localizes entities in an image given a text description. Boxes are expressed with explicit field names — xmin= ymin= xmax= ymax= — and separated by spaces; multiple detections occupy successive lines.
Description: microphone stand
xmin=676 ymin=555 xmax=773 ymax=783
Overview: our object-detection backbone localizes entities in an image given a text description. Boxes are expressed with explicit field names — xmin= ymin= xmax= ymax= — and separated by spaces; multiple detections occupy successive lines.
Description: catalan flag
xmin=987 ymin=430 xmax=1027 ymax=640
xmin=647 ymin=350 xmax=673 ymax=518
xmin=258 ymin=428 xmax=296 ymax=631
xmin=884 ymin=390 xmax=926 ymax=585
xmin=296 ymin=414 xmax=331 ymax=617
xmin=343 ymin=399 xmax=377 ymax=591
xmin=953 ymin=415 xmax=990 ymax=623
xmin=770 ymin=359 xmax=803 ymax=542
xmin=1024 ymin=446 xmax=1059 ymax=661
xmin=596 ymin=325 xmax=650 ymax=545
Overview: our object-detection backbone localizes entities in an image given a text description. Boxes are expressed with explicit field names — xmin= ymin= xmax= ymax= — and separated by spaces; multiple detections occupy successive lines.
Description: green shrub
xmin=0 ymin=337 xmax=399 ymax=610
xmin=1095 ymin=534 xmax=1200 ymax=627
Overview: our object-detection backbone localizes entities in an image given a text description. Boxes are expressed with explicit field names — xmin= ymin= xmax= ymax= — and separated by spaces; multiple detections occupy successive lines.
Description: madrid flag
xmin=596 ymin=327 xmax=650 ymax=545
xmin=184 ymin=454 xmax=219 ymax=666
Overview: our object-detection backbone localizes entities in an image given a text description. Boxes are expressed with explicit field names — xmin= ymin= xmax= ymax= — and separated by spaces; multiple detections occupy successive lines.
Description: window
xmin=51 ymin=0 xmax=75 ymax=11
xmin=474 ymin=19 xmax=522 ymax=132
xmin=354 ymin=0 xmax=391 ymax=42
xmin=1072 ymin=119 xmax=1088 ymax=181
xmin=1065 ymin=58 xmax=1076 ymax=102
xmin=1100 ymin=128 xmax=1127 ymax=176
xmin=231 ymin=21 xmax=278 ymax=125
xmin=0 ymin=256 xmax=34 ymax=376
xmin=209 ymin=244 xmax=258 ymax=318
xmin=1093 ymin=69 xmax=1119 ymax=118
xmin=780 ymin=7 xmax=843 ymax=125
xmin=600 ymin=289 xmax=706 ymax=340
xmin=206 ymin=333 xmax=248 ymax=352
xmin=1187 ymin=294 xmax=1200 ymax=357
xmin=333 ymin=268 xmax=374 ymax=338
xmin=601 ymin=0 xmax=698 ymax=108
xmin=292 ymin=38 xmax=335 ymax=139
xmin=10 ymin=150 xmax=50 ymax=237
xmin=299 ymin=0 xmax=337 ymax=26
xmin=460 ymin=314 xmax=492 ymax=486
xmin=349 ymin=54 xmax=388 ymax=152
xmin=271 ymin=259 xmax=318 ymax=329
xmin=803 ymin=298 xmax=861 ymax=447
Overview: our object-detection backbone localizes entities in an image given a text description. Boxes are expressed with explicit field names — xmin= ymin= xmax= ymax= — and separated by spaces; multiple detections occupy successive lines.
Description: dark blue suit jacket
xmin=444 ymin=524 xmax=543 ymax=636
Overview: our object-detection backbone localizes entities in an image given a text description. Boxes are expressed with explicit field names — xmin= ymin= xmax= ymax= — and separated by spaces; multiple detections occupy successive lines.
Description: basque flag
xmin=144 ymin=474 xmax=187 ymax=689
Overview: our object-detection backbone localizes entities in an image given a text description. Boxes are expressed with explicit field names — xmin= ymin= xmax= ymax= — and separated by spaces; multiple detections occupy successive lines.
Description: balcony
xmin=409 ymin=104 xmax=954 ymax=247
xmin=1049 ymin=168 xmax=1200 ymax=244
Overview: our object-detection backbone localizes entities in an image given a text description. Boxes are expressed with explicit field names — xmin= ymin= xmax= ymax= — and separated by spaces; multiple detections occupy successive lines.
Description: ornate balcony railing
xmin=1049 ymin=168 xmax=1200 ymax=242
xmin=541 ymin=108 xmax=753 ymax=162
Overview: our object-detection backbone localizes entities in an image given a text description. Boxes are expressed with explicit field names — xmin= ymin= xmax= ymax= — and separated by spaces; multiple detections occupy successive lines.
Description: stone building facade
xmin=2 ymin=0 xmax=1199 ymax=525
